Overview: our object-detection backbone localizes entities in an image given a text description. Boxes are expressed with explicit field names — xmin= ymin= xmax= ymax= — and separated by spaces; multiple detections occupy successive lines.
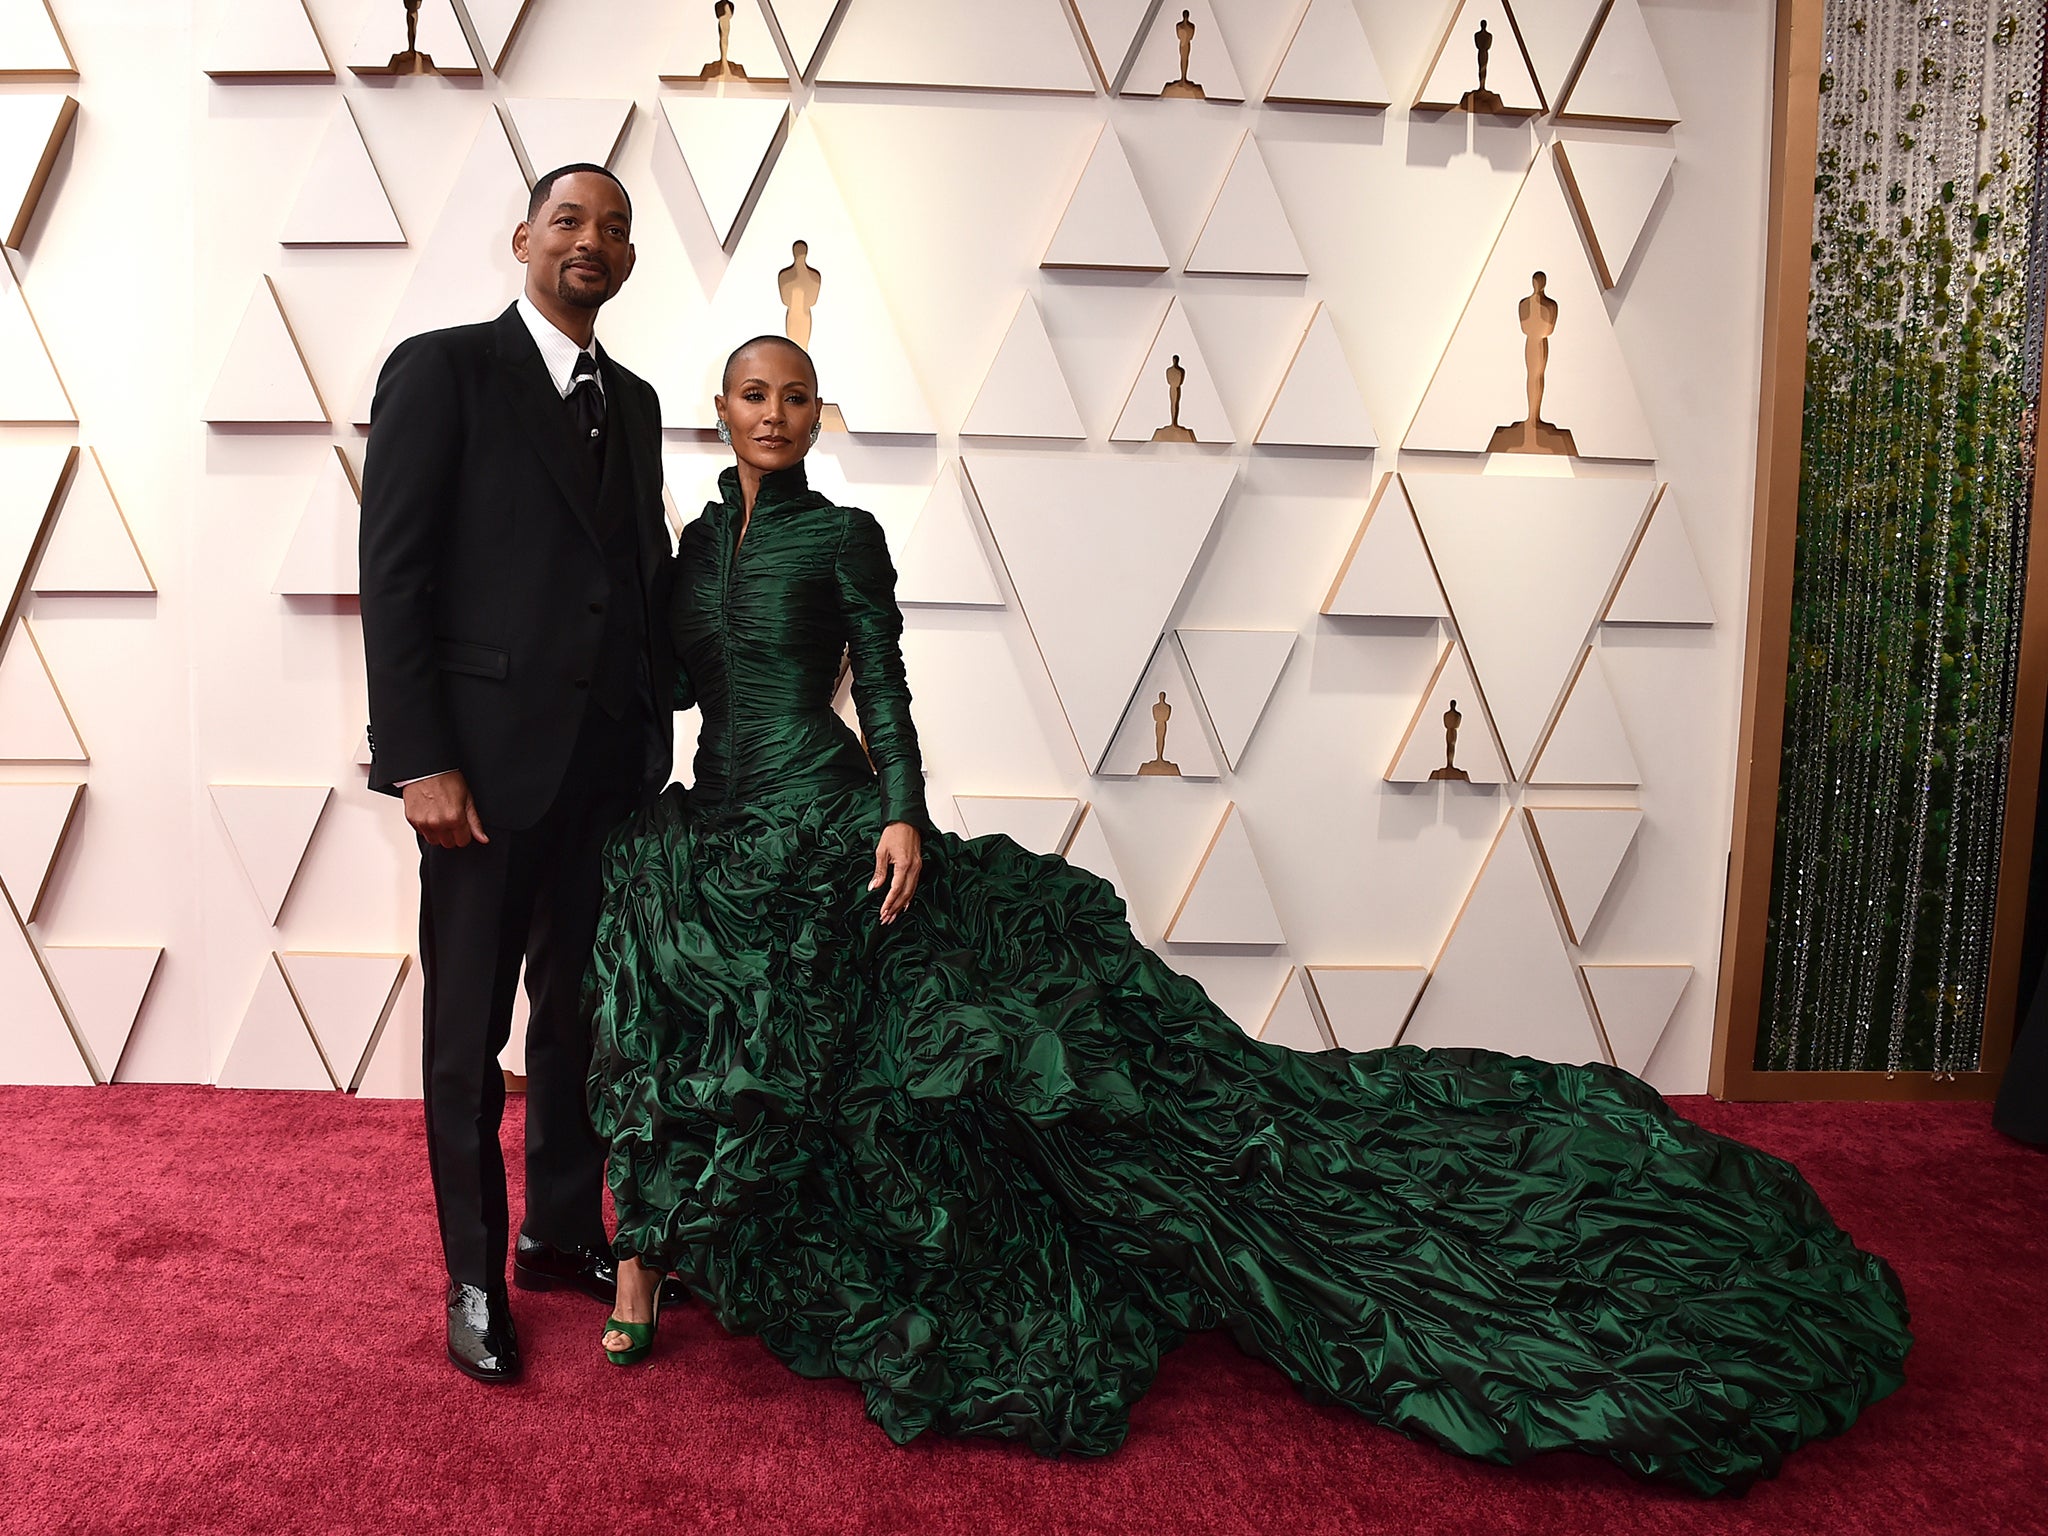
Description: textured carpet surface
xmin=2 ymin=1087 xmax=2041 ymax=1535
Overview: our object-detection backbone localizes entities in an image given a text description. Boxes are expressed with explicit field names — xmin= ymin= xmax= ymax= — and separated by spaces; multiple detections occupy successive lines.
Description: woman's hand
xmin=869 ymin=821 xmax=923 ymax=925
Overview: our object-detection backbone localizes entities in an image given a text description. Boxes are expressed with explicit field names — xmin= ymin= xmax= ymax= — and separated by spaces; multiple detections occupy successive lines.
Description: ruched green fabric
xmin=588 ymin=464 xmax=1911 ymax=1496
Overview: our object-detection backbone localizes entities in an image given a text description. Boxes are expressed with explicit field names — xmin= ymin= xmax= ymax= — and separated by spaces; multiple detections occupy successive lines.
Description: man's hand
xmin=404 ymin=772 xmax=489 ymax=849
xmin=869 ymin=821 xmax=922 ymax=925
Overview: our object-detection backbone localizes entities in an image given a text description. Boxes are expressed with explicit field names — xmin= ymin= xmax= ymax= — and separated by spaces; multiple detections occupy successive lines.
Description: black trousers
xmin=418 ymin=699 xmax=642 ymax=1287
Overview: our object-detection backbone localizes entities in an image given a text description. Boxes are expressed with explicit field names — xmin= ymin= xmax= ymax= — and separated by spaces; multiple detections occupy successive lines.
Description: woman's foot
xmin=602 ymin=1256 xmax=660 ymax=1357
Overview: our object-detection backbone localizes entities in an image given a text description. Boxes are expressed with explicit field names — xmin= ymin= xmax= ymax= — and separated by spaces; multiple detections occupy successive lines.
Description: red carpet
xmin=2 ymin=1087 xmax=2042 ymax=1535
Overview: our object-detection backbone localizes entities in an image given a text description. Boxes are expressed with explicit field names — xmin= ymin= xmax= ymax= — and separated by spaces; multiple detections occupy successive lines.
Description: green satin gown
xmin=586 ymin=464 xmax=1910 ymax=1495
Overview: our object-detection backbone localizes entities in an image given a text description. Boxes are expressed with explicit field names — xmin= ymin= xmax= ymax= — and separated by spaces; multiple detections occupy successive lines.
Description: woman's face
xmin=716 ymin=343 xmax=821 ymax=476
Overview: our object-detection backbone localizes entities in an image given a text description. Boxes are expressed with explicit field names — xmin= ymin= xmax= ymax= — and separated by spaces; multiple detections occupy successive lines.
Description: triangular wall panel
xmin=953 ymin=795 xmax=1082 ymax=856
xmin=1165 ymin=802 xmax=1286 ymax=945
xmin=1110 ymin=297 xmax=1231 ymax=444
xmin=1415 ymin=0 xmax=1543 ymax=113
xmin=1306 ymin=965 xmax=1427 ymax=1052
xmin=1322 ymin=474 xmax=1446 ymax=619
xmin=274 ymin=446 xmax=361 ymax=597
xmin=202 ymin=0 xmax=330 ymax=78
xmin=1258 ymin=301 xmax=1377 ymax=449
xmin=1122 ymin=0 xmax=1244 ymax=101
xmin=1526 ymin=805 xmax=1641 ymax=944
xmin=1265 ymin=0 xmax=1390 ymax=107
xmin=1386 ymin=639 xmax=1509 ymax=784
xmin=661 ymin=0 xmax=788 ymax=82
xmin=210 ymin=784 xmax=331 ymax=925
xmin=2 ymin=441 xmax=74 ymax=630
xmin=0 ymin=0 xmax=74 ymax=74
xmin=1100 ymin=633 xmax=1224 ymax=779
xmin=279 ymin=100 xmax=404 ymax=246
xmin=0 ymin=250 xmax=72 ymax=422
xmin=1186 ymin=132 xmax=1307 ymax=277
xmin=354 ymin=957 xmax=424 ymax=1099
xmin=1405 ymin=148 xmax=1655 ymax=461
xmin=1062 ymin=803 xmax=1146 ymax=941
xmin=205 ymin=275 xmax=327 ymax=425
xmin=1069 ymin=0 xmax=1154 ymax=90
xmin=347 ymin=0 xmax=479 ymax=75
xmin=1560 ymin=0 xmax=1679 ymax=126
xmin=1401 ymin=815 xmax=1606 ymax=1063
xmin=44 ymin=945 xmax=161 ymax=1083
xmin=1528 ymin=646 xmax=1640 ymax=786
xmin=659 ymin=94 xmax=790 ymax=248
xmin=352 ymin=115 xmax=526 ymax=424
xmin=1042 ymin=123 xmax=1170 ymax=272
xmin=896 ymin=465 xmax=1002 ymax=607
xmin=1582 ymin=963 xmax=1690 ymax=1076
xmin=966 ymin=453 xmax=1236 ymax=769
xmin=0 ymin=92 xmax=75 ymax=248
xmin=820 ymin=0 xmax=1093 ymax=91
xmin=1260 ymin=966 xmax=1334 ymax=1051
xmin=1555 ymin=136 xmax=1673 ymax=289
xmin=1177 ymin=628 xmax=1295 ymax=771
xmin=217 ymin=954 xmax=334 ymax=1090
xmin=0 ymin=779 xmax=81 ymax=921
xmin=503 ymin=97 xmax=634 ymax=183
xmin=1406 ymin=471 xmax=1651 ymax=776
xmin=0 ymin=619 xmax=85 ymax=762
xmin=34 ymin=449 xmax=152 ymax=596
xmin=1605 ymin=486 xmax=1713 ymax=625
xmin=1511 ymin=0 xmax=1609 ymax=106
xmin=279 ymin=951 xmax=410 ymax=1092
xmin=680 ymin=117 xmax=932 ymax=433
xmin=459 ymin=0 xmax=534 ymax=71
xmin=961 ymin=294 xmax=1086 ymax=439
xmin=765 ymin=0 xmax=847 ymax=77
xmin=0 ymin=887 xmax=89 ymax=1085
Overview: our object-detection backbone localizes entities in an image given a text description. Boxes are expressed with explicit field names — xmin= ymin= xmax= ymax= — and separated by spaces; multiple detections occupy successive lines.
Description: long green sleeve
xmin=834 ymin=508 xmax=927 ymax=829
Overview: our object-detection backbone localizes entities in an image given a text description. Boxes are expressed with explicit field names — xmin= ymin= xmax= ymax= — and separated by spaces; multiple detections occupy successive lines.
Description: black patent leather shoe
xmin=512 ymin=1233 xmax=617 ymax=1305
xmin=446 ymin=1282 xmax=521 ymax=1384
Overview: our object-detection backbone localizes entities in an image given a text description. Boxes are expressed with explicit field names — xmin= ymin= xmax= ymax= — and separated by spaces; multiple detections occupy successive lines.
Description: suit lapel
xmin=488 ymin=305 xmax=602 ymax=542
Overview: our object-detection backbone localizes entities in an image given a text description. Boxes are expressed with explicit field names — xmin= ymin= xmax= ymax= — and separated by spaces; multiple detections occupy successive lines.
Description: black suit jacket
xmin=359 ymin=304 xmax=675 ymax=831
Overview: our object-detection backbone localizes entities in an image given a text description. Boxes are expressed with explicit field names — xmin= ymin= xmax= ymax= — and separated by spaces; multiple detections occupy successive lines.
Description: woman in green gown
xmin=585 ymin=337 xmax=1911 ymax=1495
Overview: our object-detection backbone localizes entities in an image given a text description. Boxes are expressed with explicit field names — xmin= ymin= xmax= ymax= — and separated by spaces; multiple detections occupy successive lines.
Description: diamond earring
xmin=810 ymin=420 xmax=822 ymax=444
xmin=717 ymin=419 xmax=732 ymax=445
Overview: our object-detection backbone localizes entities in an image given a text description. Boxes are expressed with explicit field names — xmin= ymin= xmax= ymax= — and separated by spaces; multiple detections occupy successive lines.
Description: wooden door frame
xmin=1710 ymin=0 xmax=2048 ymax=1101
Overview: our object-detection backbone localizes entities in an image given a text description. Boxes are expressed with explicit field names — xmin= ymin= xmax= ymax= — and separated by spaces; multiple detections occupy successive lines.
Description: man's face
xmin=514 ymin=171 xmax=635 ymax=312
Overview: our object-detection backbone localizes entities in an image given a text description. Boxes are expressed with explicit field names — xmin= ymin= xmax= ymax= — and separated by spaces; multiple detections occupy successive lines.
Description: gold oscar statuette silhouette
xmin=1161 ymin=9 xmax=1206 ymax=98
xmin=779 ymin=239 xmax=820 ymax=348
xmin=1429 ymin=698 xmax=1472 ymax=782
xmin=1139 ymin=692 xmax=1183 ymax=776
xmin=1457 ymin=17 xmax=1504 ymax=113
xmin=1487 ymin=272 xmax=1579 ymax=456
xmin=383 ymin=0 xmax=435 ymax=75
xmin=1151 ymin=354 xmax=1197 ymax=442
xmin=777 ymin=240 xmax=845 ymax=431
xmin=691 ymin=0 xmax=750 ymax=81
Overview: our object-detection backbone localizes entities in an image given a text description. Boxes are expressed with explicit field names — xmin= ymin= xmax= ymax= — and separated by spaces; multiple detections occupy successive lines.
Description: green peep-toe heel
xmin=601 ymin=1285 xmax=664 ymax=1366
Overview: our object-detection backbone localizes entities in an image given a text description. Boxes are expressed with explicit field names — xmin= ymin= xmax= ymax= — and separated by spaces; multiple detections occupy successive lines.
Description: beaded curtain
xmin=1763 ymin=0 xmax=2048 ymax=1073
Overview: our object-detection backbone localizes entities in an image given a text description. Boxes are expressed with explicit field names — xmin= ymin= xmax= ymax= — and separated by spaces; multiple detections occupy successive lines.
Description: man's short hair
xmin=527 ymin=163 xmax=632 ymax=226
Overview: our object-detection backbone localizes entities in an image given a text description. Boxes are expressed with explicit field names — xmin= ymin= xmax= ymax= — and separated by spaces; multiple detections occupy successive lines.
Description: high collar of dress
xmin=718 ymin=460 xmax=817 ymax=516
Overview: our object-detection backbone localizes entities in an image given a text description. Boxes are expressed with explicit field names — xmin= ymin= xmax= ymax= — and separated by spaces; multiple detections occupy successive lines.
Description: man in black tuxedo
xmin=359 ymin=164 xmax=673 ymax=1383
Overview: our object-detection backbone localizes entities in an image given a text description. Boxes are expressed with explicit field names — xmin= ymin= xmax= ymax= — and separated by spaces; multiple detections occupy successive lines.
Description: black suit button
xmin=589 ymin=602 xmax=605 ymax=614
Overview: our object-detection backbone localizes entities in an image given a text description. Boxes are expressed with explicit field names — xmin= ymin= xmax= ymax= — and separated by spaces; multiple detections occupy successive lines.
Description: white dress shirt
xmin=516 ymin=292 xmax=603 ymax=402
xmin=396 ymin=298 xmax=603 ymax=790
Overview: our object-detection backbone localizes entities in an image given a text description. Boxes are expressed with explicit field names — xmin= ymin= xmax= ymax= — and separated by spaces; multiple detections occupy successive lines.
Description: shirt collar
xmin=515 ymin=293 xmax=601 ymax=400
